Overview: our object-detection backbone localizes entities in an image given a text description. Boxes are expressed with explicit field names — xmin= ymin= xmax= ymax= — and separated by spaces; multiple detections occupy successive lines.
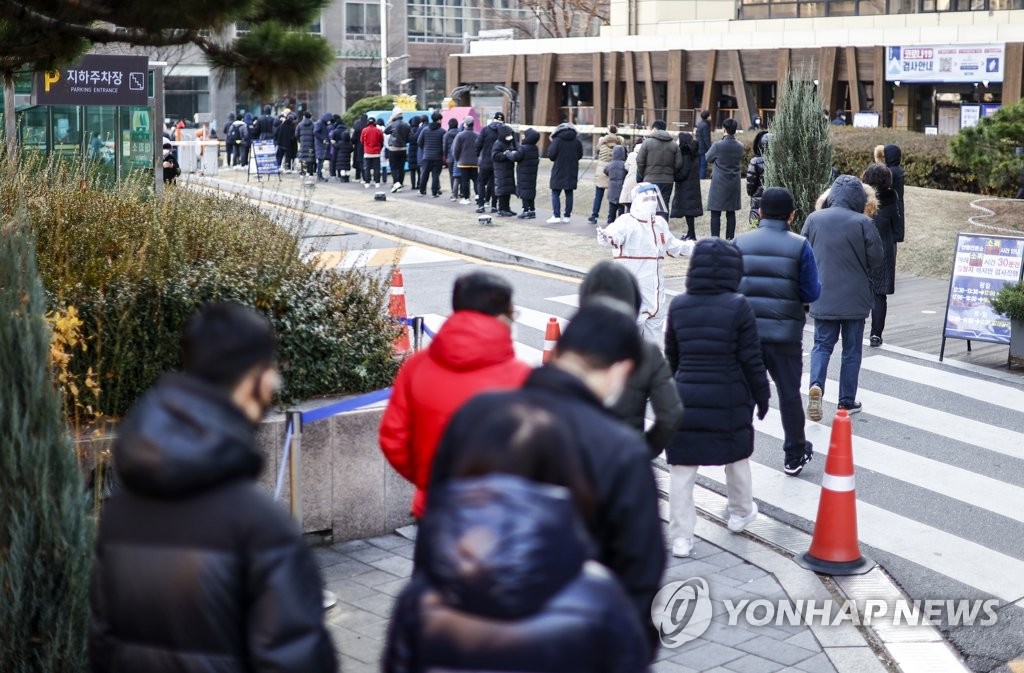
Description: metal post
xmin=287 ymin=410 xmax=303 ymax=524
xmin=151 ymin=62 xmax=166 ymax=195
xmin=412 ymin=316 xmax=424 ymax=351
xmin=380 ymin=0 xmax=388 ymax=96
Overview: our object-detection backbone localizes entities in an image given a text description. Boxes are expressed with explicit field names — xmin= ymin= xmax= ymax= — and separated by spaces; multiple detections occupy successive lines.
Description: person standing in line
xmin=313 ymin=113 xmax=332 ymax=182
xmin=705 ymin=117 xmax=745 ymax=240
xmin=597 ymin=183 xmax=693 ymax=343
xmin=352 ymin=113 xmax=368 ymax=183
xmin=636 ymin=119 xmax=682 ymax=209
xmin=379 ymin=271 xmax=531 ymax=520
xmin=407 ymin=115 xmax=423 ymax=192
xmin=861 ymin=164 xmax=903 ymax=348
xmin=274 ymin=112 xmax=297 ymax=173
xmin=385 ymin=111 xmax=411 ymax=193
xmin=452 ymin=117 xmax=480 ymax=204
xmin=254 ymin=104 xmax=276 ymax=141
xmin=295 ymin=111 xmax=316 ymax=177
xmin=546 ymin=118 xmax=584 ymax=223
xmin=227 ymin=116 xmax=249 ymax=170
xmin=417 ymin=111 xmax=447 ymax=197
xmin=428 ymin=300 xmax=666 ymax=661
xmin=802 ymin=175 xmax=884 ymax=421
xmin=695 ymin=109 xmax=712 ymax=180
xmin=876 ymin=144 xmax=906 ymax=246
xmin=664 ymin=239 xmax=771 ymax=558
xmin=360 ymin=117 xmax=384 ymax=188
xmin=589 ymin=125 xmax=624 ymax=224
xmin=579 ymin=262 xmax=684 ymax=458
xmin=670 ymin=131 xmax=704 ymax=241
xmin=475 ymin=111 xmax=506 ymax=214
xmin=745 ymin=130 xmax=771 ymax=228
xmin=384 ymin=403 xmax=647 ymax=673
xmin=491 ymin=124 xmax=518 ymax=217
xmin=507 ymin=127 xmax=540 ymax=219
xmin=604 ymin=144 xmax=628 ymax=223
xmin=330 ymin=117 xmax=353 ymax=182
xmin=734 ymin=187 xmax=821 ymax=476
xmin=89 ymin=303 xmax=337 ymax=673
xmin=443 ymin=118 xmax=461 ymax=200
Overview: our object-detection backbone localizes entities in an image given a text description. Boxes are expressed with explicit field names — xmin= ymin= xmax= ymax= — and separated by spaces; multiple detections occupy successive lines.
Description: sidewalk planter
xmin=1012 ymin=319 xmax=1024 ymax=360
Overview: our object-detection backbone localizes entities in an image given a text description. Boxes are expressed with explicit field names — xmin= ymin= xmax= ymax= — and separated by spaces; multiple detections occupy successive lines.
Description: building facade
xmin=448 ymin=0 xmax=1024 ymax=135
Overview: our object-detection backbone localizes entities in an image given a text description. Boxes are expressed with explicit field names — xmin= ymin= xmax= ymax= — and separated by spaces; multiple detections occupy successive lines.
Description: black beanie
xmin=760 ymin=187 xmax=796 ymax=220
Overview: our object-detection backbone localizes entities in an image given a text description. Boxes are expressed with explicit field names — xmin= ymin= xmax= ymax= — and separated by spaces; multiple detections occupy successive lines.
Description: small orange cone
xmin=390 ymin=269 xmax=411 ymax=354
xmin=542 ymin=317 xmax=561 ymax=364
xmin=795 ymin=409 xmax=875 ymax=575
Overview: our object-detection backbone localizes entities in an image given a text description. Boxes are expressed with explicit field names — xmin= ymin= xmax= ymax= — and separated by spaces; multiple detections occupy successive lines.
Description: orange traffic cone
xmin=795 ymin=409 xmax=875 ymax=575
xmin=390 ymin=269 xmax=411 ymax=355
xmin=542 ymin=317 xmax=561 ymax=364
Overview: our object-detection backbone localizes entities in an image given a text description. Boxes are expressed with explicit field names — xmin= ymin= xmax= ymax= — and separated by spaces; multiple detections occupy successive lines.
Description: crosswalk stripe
xmin=514 ymin=305 xmax=568 ymax=333
xmin=861 ymin=355 xmax=1024 ymax=412
xmin=799 ymin=374 xmax=1024 ymax=460
xmin=694 ymin=461 xmax=1024 ymax=602
xmin=756 ymin=411 xmax=1024 ymax=525
xmin=314 ymin=246 xmax=455 ymax=270
xmin=546 ymin=294 xmax=579 ymax=308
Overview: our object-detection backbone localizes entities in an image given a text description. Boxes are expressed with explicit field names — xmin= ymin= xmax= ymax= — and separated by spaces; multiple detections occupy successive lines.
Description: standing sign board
xmin=250 ymin=140 xmax=280 ymax=181
xmin=34 ymin=55 xmax=149 ymax=106
xmin=960 ymin=105 xmax=981 ymax=129
xmin=885 ymin=44 xmax=1005 ymax=83
xmin=940 ymin=234 xmax=1024 ymax=360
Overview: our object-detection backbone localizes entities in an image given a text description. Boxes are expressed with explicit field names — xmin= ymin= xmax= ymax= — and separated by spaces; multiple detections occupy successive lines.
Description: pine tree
xmin=763 ymin=72 xmax=835 ymax=233
xmin=0 ymin=213 xmax=93 ymax=672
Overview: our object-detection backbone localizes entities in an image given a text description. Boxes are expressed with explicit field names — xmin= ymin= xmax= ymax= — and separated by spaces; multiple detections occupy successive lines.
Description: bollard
xmin=287 ymin=409 xmax=303 ymax=524
xmin=412 ymin=316 xmax=425 ymax=351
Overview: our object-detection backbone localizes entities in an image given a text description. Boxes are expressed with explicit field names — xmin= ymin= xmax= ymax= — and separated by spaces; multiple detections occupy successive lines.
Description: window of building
xmin=407 ymin=0 xmax=530 ymax=43
xmin=347 ymin=2 xmax=381 ymax=37
xmin=738 ymin=0 xmax=1015 ymax=16
xmin=165 ymin=76 xmax=210 ymax=123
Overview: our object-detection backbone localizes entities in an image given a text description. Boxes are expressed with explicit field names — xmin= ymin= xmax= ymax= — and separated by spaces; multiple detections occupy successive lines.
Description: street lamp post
xmin=380 ymin=0 xmax=388 ymax=96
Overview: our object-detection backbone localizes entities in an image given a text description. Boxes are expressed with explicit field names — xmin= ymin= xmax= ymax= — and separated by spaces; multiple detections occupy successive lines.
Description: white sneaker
xmin=363 ymin=182 xmax=370 ymax=189
xmin=391 ymin=183 xmax=403 ymax=193
xmin=374 ymin=183 xmax=380 ymax=189
xmin=672 ymin=538 xmax=694 ymax=558
xmin=459 ymin=199 xmax=472 ymax=205
xmin=562 ymin=216 xmax=571 ymax=223
xmin=545 ymin=215 xmax=562 ymax=224
xmin=727 ymin=502 xmax=759 ymax=533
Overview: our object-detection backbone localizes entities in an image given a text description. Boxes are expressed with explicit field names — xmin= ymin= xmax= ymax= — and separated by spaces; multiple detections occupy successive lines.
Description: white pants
xmin=669 ymin=460 xmax=754 ymax=544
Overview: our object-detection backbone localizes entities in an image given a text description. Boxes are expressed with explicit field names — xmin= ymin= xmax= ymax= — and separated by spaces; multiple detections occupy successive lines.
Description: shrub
xmin=991 ymin=281 xmax=1024 ymax=322
xmin=0 ymin=156 xmax=400 ymax=419
xmin=949 ymin=100 xmax=1024 ymax=196
xmin=764 ymin=71 xmax=834 ymax=232
xmin=343 ymin=94 xmax=395 ymax=127
xmin=0 ymin=212 xmax=93 ymax=673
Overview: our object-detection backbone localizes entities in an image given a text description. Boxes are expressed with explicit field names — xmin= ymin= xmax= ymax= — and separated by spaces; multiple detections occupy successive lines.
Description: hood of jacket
xmin=419 ymin=474 xmax=586 ymax=619
xmin=317 ymin=113 xmax=332 ymax=125
xmin=579 ymin=260 xmax=641 ymax=317
xmin=647 ymin=129 xmax=674 ymax=143
xmin=522 ymin=128 xmax=540 ymax=145
xmin=551 ymin=123 xmax=578 ymax=141
xmin=429 ymin=311 xmax=517 ymax=372
xmin=883 ymin=144 xmax=902 ymax=167
xmin=599 ymin=133 xmax=623 ymax=148
xmin=113 ymin=374 xmax=262 ymax=499
xmin=611 ymin=144 xmax=627 ymax=161
xmin=231 ymin=120 xmax=246 ymax=128
xmin=497 ymin=124 xmax=515 ymax=142
xmin=825 ymin=174 xmax=868 ymax=213
xmin=685 ymin=238 xmax=743 ymax=295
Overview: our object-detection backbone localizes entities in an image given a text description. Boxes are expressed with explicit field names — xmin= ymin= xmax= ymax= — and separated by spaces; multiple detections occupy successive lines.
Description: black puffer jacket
xmin=89 ymin=374 xmax=337 ymax=673
xmin=331 ymin=124 xmax=353 ymax=170
xmin=386 ymin=475 xmax=647 ymax=673
xmin=352 ymin=114 xmax=368 ymax=165
xmin=871 ymin=186 xmax=901 ymax=296
xmin=475 ymin=120 xmax=504 ymax=168
xmin=508 ymin=128 xmax=541 ymax=200
xmin=491 ymin=125 xmax=518 ymax=197
xmin=276 ymin=117 xmax=297 ymax=154
xmin=296 ymin=117 xmax=315 ymax=161
xmin=579 ymin=261 xmax=683 ymax=456
xmin=883 ymin=144 xmax=906 ymax=237
xmin=547 ymin=123 xmax=584 ymax=191
xmin=386 ymin=116 xmax=411 ymax=153
xmin=417 ymin=120 xmax=447 ymax=163
xmin=670 ymin=134 xmax=703 ymax=218
xmin=443 ymin=124 xmax=460 ymax=165
xmin=665 ymin=239 xmax=771 ymax=466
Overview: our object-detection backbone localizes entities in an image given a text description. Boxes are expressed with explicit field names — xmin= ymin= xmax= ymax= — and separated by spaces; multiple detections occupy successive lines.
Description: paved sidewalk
xmin=314 ymin=520 xmax=890 ymax=673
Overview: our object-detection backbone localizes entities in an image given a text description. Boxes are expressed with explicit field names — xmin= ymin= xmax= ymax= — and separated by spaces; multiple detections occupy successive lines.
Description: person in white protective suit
xmin=597 ymin=182 xmax=694 ymax=343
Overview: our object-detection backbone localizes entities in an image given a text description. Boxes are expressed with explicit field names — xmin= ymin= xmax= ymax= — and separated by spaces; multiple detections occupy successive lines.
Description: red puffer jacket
xmin=360 ymin=123 xmax=384 ymax=157
xmin=379 ymin=311 xmax=531 ymax=518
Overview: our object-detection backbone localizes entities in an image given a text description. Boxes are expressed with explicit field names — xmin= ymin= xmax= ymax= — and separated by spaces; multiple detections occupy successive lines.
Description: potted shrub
xmin=990 ymin=281 xmax=1024 ymax=359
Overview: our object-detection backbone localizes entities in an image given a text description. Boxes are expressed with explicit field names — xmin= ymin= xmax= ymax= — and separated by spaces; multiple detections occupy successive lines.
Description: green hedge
xmin=342 ymin=95 xmax=395 ymax=127
xmin=1 ymin=157 xmax=399 ymax=418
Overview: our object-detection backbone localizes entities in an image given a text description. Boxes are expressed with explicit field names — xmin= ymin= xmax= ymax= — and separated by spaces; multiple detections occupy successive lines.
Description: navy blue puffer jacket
xmin=665 ymin=239 xmax=770 ymax=466
xmin=385 ymin=474 xmax=647 ymax=673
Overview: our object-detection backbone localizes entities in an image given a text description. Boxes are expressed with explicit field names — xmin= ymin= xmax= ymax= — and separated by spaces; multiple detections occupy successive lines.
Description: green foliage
xmin=991 ymin=281 xmax=1024 ymax=322
xmin=0 ymin=212 xmax=93 ymax=672
xmin=343 ymin=95 xmax=395 ymax=127
xmin=1 ymin=156 xmax=399 ymax=418
xmin=764 ymin=72 xmax=834 ymax=232
xmin=950 ymin=100 xmax=1024 ymax=196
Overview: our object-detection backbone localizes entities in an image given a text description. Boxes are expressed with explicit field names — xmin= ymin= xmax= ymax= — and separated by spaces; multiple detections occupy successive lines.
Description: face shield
xmin=629 ymin=183 xmax=667 ymax=222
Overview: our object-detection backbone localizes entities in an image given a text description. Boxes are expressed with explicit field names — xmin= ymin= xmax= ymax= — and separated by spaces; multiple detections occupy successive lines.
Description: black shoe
xmin=526 ymin=211 xmax=536 ymax=219
xmin=491 ymin=207 xmax=498 ymax=214
xmin=784 ymin=447 xmax=813 ymax=476
xmin=475 ymin=206 xmax=486 ymax=214
xmin=587 ymin=216 xmax=598 ymax=224
xmin=497 ymin=210 xmax=515 ymax=217
xmin=838 ymin=401 xmax=863 ymax=415
xmin=869 ymin=335 xmax=882 ymax=347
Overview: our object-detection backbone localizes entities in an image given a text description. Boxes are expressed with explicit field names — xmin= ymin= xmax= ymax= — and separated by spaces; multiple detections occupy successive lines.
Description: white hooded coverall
xmin=597 ymin=183 xmax=693 ymax=343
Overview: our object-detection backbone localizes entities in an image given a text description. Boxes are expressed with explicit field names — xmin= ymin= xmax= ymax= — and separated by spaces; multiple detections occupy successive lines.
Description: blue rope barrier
xmin=301 ymin=387 xmax=393 ymax=425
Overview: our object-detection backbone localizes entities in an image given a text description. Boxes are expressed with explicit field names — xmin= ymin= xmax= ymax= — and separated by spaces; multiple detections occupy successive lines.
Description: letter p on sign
xmin=44 ymin=70 xmax=60 ymax=92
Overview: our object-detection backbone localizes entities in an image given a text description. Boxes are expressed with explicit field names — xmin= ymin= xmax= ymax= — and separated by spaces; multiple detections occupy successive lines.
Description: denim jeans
xmin=699 ymin=153 xmax=708 ymax=179
xmin=762 ymin=342 xmax=810 ymax=462
xmin=810 ymin=319 xmax=865 ymax=407
xmin=590 ymin=186 xmax=606 ymax=219
xmin=551 ymin=189 xmax=574 ymax=217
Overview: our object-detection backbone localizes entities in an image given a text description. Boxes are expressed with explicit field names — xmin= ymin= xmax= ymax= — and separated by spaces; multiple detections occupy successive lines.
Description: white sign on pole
xmin=853 ymin=112 xmax=880 ymax=128
xmin=885 ymin=44 xmax=1005 ymax=83
xmin=960 ymin=105 xmax=982 ymax=129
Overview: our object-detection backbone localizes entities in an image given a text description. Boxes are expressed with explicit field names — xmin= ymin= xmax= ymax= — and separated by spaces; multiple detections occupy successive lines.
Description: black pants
xmin=419 ymin=160 xmax=442 ymax=195
xmin=363 ymin=157 xmax=381 ymax=184
xmin=761 ymin=342 xmax=810 ymax=463
xmin=477 ymin=165 xmax=495 ymax=207
xmin=497 ymin=194 xmax=511 ymax=212
xmin=409 ymin=162 xmax=419 ymax=190
xmin=354 ymin=152 xmax=363 ymax=180
xmin=871 ymin=294 xmax=888 ymax=338
xmin=389 ymin=151 xmax=406 ymax=185
xmin=522 ymin=197 xmax=535 ymax=212
xmin=710 ymin=210 xmax=737 ymax=239
xmin=683 ymin=215 xmax=696 ymax=238
xmin=608 ymin=202 xmax=626 ymax=223
xmin=276 ymin=147 xmax=286 ymax=169
xmin=460 ymin=167 xmax=478 ymax=200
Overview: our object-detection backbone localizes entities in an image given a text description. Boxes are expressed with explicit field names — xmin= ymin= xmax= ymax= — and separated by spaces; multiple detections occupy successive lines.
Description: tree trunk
xmin=3 ymin=73 xmax=17 ymax=163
